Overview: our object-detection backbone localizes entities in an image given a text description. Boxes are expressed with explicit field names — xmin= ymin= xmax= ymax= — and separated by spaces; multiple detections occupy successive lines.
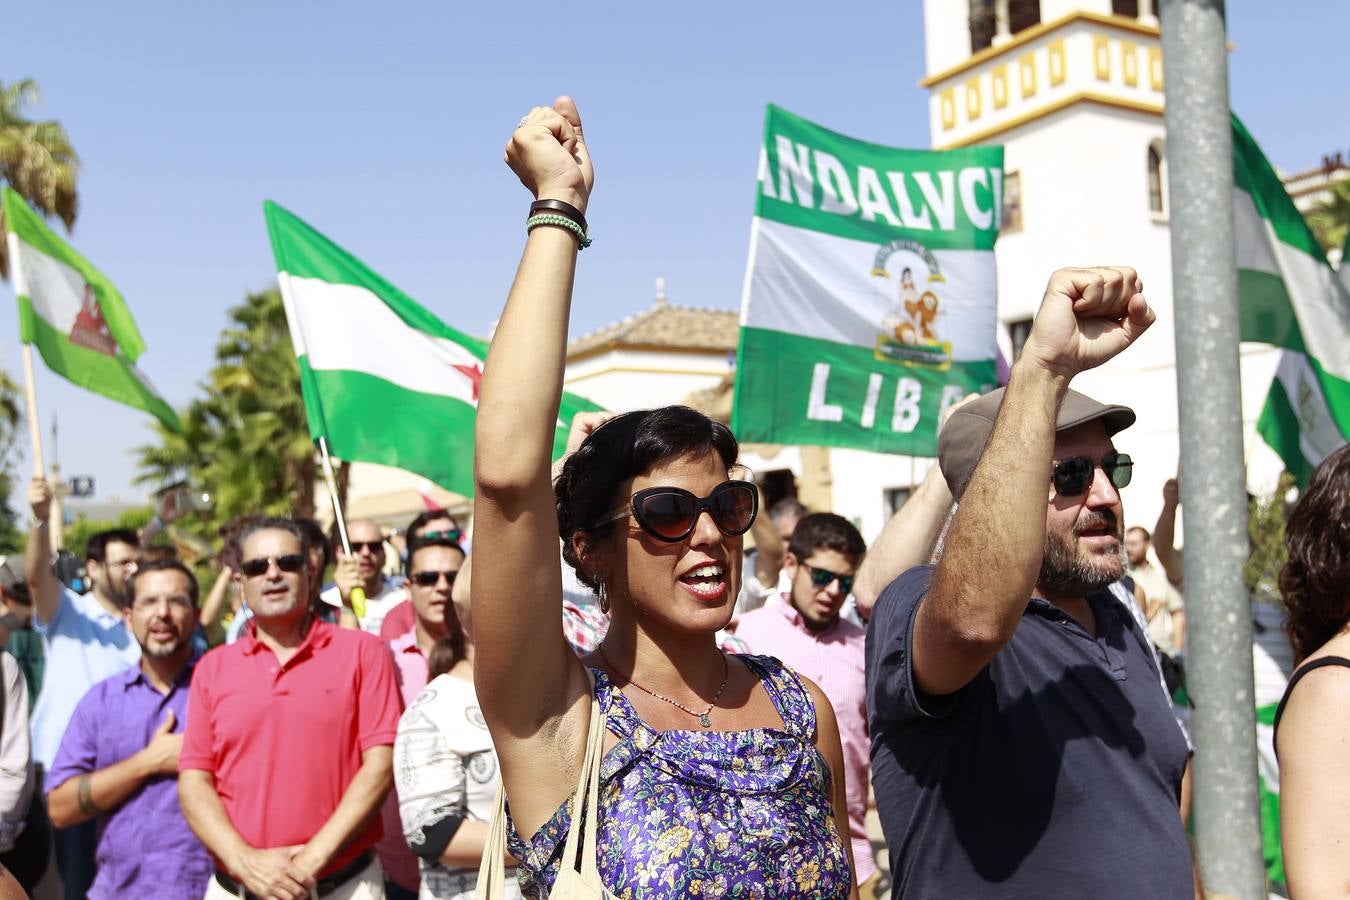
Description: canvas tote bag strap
xmin=551 ymin=667 xmax=615 ymax=898
xmin=473 ymin=777 xmax=510 ymax=900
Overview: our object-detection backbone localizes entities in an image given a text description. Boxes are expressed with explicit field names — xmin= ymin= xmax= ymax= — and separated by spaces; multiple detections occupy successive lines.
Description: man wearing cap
xmin=866 ymin=268 xmax=1194 ymax=897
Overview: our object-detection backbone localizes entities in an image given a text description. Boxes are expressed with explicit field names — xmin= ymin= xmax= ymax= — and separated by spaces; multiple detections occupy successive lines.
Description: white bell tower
xmin=920 ymin=0 xmax=1281 ymax=527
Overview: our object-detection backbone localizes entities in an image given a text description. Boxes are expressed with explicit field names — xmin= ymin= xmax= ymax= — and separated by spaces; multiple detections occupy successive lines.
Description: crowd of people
xmin=0 ymin=96 xmax=1345 ymax=900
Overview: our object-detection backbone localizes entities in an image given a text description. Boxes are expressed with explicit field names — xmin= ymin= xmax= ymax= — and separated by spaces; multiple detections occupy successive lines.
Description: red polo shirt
xmin=180 ymin=618 xmax=401 ymax=876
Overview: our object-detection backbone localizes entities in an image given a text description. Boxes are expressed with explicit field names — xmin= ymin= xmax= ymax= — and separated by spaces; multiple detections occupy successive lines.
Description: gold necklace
xmin=598 ymin=648 xmax=729 ymax=728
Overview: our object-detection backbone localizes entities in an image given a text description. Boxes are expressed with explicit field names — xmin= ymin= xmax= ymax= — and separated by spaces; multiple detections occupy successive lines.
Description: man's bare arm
xmin=1154 ymin=479 xmax=1185 ymax=587
xmin=292 ymin=745 xmax=392 ymax=879
xmin=24 ymin=477 xmax=60 ymax=626
xmin=853 ymin=462 xmax=952 ymax=620
xmin=912 ymin=268 xmax=1154 ymax=697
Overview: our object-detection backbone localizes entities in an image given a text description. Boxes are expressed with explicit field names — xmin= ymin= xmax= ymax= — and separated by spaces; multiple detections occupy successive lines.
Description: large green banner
xmin=731 ymin=105 xmax=1003 ymax=456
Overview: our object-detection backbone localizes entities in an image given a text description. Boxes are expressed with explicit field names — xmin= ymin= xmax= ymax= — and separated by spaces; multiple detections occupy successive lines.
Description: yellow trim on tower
xmin=933 ymin=92 xmax=1164 ymax=150
xmin=1048 ymin=39 xmax=1067 ymax=86
xmin=1019 ymin=53 xmax=1037 ymax=99
xmin=1093 ymin=36 xmax=1112 ymax=81
xmin=1121 ymin=41 xmax=1138 ymax=86
xmin=992 ymin=64 xmax=1009 ymax=109
xmin=918 ymin=11 xmax=1160 ymax=88
xmin=965 ymin=76 xmax=982 ymax=120
xmin=1148 ymin=46 xmax=1164 ymax=90
xmin=940 ymin=88 xmax=956 ymax=130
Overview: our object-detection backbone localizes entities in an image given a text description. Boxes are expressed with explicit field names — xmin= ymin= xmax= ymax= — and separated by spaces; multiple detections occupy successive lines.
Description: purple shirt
xmin=47 ymin=661 xmax=212 ymax=900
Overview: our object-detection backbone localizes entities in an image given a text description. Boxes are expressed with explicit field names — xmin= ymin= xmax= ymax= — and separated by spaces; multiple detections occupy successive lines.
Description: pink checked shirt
xmin=733 ymin=592 xmax=876 ymax=884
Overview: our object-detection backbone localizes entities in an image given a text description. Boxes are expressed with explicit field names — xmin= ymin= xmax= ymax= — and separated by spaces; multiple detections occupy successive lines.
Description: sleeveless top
xmin=1273 ymin=655 xmax=1350 ymax=749
xmin=505 ymin=654 xmax=852 ymax=899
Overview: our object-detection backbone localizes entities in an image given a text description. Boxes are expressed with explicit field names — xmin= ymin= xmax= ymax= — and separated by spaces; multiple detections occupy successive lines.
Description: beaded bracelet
xmin=527 ymin=213 xmax=592 ymax=249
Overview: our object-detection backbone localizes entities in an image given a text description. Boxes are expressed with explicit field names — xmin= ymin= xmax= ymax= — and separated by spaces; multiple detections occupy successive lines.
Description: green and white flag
xmin=1 ymin=186 xmax=181 ymax=432
xmin=264 ymin=201 xmax=602 ymax=498
xmin=1235 ymin=115 xmax=1350 ymax=485
xmin=732 ymin=105 xmax=1002 ymax=456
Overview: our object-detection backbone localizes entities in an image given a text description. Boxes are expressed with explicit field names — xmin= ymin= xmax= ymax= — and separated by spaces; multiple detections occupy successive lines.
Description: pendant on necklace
xmin=699 ymin=712 xmax=712 ymax=728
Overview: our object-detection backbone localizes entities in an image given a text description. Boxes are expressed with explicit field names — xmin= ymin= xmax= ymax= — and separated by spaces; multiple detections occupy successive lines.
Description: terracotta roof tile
xmin=567 ymin=302 xmax=739 ymax=358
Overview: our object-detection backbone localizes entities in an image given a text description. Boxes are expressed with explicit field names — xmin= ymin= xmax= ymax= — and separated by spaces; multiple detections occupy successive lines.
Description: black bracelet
xmin=529 ymin=199 xmax=587 ymax=232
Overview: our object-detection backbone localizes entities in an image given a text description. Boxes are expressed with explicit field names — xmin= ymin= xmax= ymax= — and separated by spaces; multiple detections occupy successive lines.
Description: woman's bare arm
xmin=472 ymin=97 xmax=597 ymax=835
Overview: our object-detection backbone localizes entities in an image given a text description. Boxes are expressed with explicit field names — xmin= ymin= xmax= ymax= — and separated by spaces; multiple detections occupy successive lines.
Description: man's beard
xmin=143 ymin=636 xmax=184 ymax=658
xmin=1038 ymin=510 xmax=1125 ymax=598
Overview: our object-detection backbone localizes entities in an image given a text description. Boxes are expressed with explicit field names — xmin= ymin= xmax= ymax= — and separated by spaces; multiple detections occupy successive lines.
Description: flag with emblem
xmin=731 ymin=104 xmax=1003 ymax=456
xmin=1235 ymin=114 xmax=1350 ymax=486
xmin=264 ymin=200 xmax=601 ymax=497
xmin=1 ymin=186 xmax=181 ymax=431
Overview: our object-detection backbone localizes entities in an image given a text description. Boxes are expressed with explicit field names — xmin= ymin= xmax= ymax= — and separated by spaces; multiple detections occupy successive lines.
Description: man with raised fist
xmin=866 ymin=268 xmax=1195 ymax=897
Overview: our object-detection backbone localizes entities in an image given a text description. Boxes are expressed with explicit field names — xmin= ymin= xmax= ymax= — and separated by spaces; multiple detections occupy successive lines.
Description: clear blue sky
xmin=3 ymin=0 xmax=1346 ymax=503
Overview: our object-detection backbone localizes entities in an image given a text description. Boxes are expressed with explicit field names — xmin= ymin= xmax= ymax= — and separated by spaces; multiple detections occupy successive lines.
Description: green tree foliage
xmin=0 ymin=79 xmax=75 ymax=546
xmin=1244 ymin=473 xmax=1295 ymax=604
xmin=1307 ymin=179 xmax=1350 ymax=257
xmin=0 ymin=78 xmax=79 ymax=279
xmin=136 ymin=289 xmax=317 ymax=551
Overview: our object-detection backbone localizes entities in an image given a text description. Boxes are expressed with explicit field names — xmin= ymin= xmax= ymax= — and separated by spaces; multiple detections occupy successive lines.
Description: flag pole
xmin=317 ymin=436 xmax=366 ymax=619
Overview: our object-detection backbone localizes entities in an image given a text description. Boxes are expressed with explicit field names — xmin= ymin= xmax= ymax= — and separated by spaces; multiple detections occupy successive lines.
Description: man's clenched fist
xmin=1020 ymin=267 xmax=1155 ymax=379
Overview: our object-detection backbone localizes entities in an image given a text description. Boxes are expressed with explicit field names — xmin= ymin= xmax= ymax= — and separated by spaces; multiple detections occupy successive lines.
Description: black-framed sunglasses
xmin=602 ymin=480 xmax=759 ymax=543
xmin=1052 ymin=451 xmax=1133 ymax=497
xmin=239 ymin=554 xmax=308 ymax=578
xmin=803 ymin=563 xmax=854 ymax=594
xmin=348 ymin=540 xmax=384 ymax=554
xmin=411 ymin=569 xmax=458 ymax=588
xmin=418 ymin=529 xmax=463 ymax=544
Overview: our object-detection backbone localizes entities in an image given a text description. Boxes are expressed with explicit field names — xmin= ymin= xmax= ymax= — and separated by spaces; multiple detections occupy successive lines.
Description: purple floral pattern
xmin=506 ymin=655 xmax=851 ymax=898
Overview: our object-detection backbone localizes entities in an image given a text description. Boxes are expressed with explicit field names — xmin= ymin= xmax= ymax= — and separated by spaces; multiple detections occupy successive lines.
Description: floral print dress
xmin=505 ymin=654 xmax=851 ymax=899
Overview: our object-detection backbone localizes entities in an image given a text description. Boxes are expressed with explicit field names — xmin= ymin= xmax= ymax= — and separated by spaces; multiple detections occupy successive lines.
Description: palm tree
xmin=0 ymin=79 xmax=79 ymax=279
xmin=1307 ymin=178 xmax=1350 ymax=260
xmin=136 ymin=289 xmax=320 ymax=546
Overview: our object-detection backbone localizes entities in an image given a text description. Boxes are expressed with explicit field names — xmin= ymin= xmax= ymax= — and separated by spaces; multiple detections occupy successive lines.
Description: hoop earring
xmin=597 ymin=580 xmax=610 ymax=614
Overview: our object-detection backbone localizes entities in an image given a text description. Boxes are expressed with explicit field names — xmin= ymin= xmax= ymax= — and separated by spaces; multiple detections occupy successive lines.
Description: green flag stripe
xmin=3 ymin=187 xmax=148 ymax=361
xmin=264 ymin=201 xmax=490 ymax=358
xmin=300 ymin=361 xmax=478 ymax=497
xmin=1238 ymin=269 xmax=1307 ymax=353
xmin=757 ymin=105 xmax=1003 ymax=251
xmin=731 ymin=326 xmax=995 ymax=456
xmin=1257 ymin=377 xmax=1316 ymax=485
xmin=1231 ymin=115 xmax=1327 ymax=264
xmin=18 ymin=296 xmax=180 ymax=432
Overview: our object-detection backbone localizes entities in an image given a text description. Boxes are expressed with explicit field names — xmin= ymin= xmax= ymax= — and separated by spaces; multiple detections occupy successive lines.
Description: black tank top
xmin=1273 ymin=655 xmax=1350 ymax=748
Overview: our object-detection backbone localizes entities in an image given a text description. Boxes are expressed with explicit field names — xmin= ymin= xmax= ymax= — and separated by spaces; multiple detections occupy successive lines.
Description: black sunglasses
xmin=418 ymin=529 xmax=463 ymax=544
xmin=411 ymin=569 xmax=458 ymax=588
xmin=240 ymin=554 xmax=308 ymax=578
xmin=1052 ymin=452 xmax=1133 ymax=497
xmin=803 ymin=563 xmax=854 ymax=594
xmin=348 ymin=540 xmax=384 ymax=554
xmin=602 ymin=480 xmax=759 ymax=543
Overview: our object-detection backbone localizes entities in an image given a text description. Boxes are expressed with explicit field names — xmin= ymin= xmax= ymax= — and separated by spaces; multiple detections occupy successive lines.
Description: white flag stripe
xmin=1234 ymin=190 xmax=1350 ymax=376
xmin=744 ymin=218 xmax=996 ymax=361
xmin=283 ymin=274 xmax=479 ymax=403
xmin=9 ymin=239 xmax=84 ymax=332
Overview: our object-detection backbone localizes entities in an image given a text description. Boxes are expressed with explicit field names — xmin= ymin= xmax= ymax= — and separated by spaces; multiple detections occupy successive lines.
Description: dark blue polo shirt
xmin=866 ymin=566 xmax=1192 ymax=899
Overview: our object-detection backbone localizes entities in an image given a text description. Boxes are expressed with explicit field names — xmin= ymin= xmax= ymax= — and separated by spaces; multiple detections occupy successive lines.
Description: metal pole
xmin=1159 ymin=2 xmax=1265 ymax=897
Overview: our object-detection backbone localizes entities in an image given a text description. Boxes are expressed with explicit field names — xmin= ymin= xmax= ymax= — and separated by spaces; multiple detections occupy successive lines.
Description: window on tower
xmin=969 ymin=0 xmax=997 ymax=52
xmin=1008 ymin=0 xmax=1041 ymax=34
xmin=1112 ymin=0 xmax=1141 ymax=16
xmin=1001 ymin=171 xmax=1023 ymax=232
xmin=1148 ymin=140 xmax=1167 ymax=215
